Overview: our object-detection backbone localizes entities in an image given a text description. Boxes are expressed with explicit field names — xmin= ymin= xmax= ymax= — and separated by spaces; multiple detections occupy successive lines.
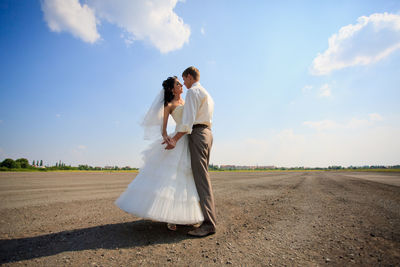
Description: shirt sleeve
xmin=177 ymin=89 xmax=199 ymax=134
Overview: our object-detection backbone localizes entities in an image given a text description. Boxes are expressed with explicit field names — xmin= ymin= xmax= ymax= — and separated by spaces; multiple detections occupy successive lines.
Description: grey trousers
xmin=188 ymin=126 xmax=216 ymax=230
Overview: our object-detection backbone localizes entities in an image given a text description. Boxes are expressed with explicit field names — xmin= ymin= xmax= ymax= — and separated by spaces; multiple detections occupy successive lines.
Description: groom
xmin=164 ymin=66 xmax=216 ymax=237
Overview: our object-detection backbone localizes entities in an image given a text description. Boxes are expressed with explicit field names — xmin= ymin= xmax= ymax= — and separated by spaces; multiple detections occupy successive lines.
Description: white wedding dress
xmin=115 ymin=105 xmax=204 ymax=224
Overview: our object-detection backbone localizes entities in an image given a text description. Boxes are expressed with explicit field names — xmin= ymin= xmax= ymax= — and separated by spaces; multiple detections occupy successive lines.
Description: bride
xmin=114 ymin=76 xmax=204 ymax=231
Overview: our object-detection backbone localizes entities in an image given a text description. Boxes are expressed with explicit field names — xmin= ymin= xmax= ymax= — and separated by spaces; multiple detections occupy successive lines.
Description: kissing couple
xmin=115 ymin=66 xmax=216 ymax=237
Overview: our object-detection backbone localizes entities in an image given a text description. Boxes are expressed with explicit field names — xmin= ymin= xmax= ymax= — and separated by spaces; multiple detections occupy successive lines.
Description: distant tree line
xmin=1 ymin=158 xmax=399 ymax=172
xmin=0 ymin=158 xmax=32 ymax=170
xmin=0 ymin=158 xmax=138 ymax=171
xmin=209 ymin=164 xmax=400 ymax=171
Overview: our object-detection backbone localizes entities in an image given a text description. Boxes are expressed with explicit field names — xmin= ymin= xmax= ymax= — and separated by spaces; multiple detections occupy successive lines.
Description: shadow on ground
xmin=0 ymin=220 xmax=195 ymax=264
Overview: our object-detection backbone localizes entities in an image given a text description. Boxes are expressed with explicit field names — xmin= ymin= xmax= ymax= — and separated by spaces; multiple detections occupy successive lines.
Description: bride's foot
xmin=167 ymin=223 xmax=177 ymax=231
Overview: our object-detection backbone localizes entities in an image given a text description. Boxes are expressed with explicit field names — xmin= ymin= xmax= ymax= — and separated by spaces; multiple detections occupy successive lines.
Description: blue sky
xmin=1 ymin=0 xmax=399 ymax=168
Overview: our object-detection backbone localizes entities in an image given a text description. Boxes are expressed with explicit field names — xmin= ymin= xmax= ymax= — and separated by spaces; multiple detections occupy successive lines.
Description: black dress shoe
xmin=188 ymin=226 xmax=216 ymax=237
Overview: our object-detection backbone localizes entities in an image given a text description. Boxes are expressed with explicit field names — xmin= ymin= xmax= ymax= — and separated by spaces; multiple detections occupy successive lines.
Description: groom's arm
xmin=164 ymin=131 xmax=186 ymax=150
xmin=165 ymin=90 xmax=199 ymax=150
xmin=178 ymin=89 xmax=199 ymax=134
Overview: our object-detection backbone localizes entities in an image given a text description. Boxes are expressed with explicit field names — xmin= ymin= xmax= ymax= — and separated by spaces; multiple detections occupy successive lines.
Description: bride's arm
xmin=162 ymin=104 xmax=171 ymax=141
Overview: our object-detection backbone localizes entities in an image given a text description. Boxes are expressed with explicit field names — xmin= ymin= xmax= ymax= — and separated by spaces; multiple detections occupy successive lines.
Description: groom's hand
xmin=164 ymin=132 xmax=186 ymax=150
xmin=164 ymin=138 xmax=176 ymax=150
xmin=161 ymin=136 xmax=172 ymax=145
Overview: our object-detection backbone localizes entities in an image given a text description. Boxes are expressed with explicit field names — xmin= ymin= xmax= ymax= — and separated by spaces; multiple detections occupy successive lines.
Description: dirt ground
xmin=0 ymin=171 xmax=399 ymax=266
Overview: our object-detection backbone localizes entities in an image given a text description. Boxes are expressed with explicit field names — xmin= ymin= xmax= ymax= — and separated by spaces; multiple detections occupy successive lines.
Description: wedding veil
xmin=141 ymin=89 xmax=164 ymax=140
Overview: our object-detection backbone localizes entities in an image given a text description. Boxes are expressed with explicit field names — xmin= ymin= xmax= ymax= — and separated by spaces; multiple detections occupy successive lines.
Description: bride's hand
xmin=162 ymin=135 xmax=171 ymax=144
xmin=165 ymin=138 xmax=176 ymax=150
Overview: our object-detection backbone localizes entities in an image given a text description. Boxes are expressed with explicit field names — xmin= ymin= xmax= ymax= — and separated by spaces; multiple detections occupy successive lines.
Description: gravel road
xmin=1 ymin=171 xmax=399 ymax=266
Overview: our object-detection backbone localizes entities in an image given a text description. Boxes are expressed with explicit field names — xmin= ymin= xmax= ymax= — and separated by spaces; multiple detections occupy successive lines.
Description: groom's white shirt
xmin=177 ymin=82 xmax=214 ymax=134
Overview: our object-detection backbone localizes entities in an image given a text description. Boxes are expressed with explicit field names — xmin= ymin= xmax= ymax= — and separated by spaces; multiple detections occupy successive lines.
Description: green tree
xmin=78 ymin=164 xmax=89 ymax=170
xmin=40 ymin=160 xmax=43 ymax=166
xmin=32 ymin=160 xmax=35 ymax=166
xmin=15 ymin=158 xmax=29 ymax=168
xmin=0 ymin=158 xmax=18 ymax=169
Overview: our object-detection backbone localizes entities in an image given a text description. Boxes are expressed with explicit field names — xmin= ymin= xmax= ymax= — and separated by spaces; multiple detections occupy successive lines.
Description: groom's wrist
xmin=173 ymin=132 xmax=185 ymax=142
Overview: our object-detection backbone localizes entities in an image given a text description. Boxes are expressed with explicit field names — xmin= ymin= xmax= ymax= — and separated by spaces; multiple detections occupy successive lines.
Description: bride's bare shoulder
xmin=164 ymin=102 xmax=173 ymax=113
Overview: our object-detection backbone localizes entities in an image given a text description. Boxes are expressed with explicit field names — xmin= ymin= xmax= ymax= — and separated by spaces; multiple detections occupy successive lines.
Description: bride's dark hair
xmin=162 ymin=76 xmax=177 ymax=106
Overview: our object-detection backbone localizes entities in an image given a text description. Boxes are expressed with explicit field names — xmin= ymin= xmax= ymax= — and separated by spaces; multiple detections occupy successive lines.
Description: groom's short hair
xmin=182 ymin=66 xmax=200 ymax=81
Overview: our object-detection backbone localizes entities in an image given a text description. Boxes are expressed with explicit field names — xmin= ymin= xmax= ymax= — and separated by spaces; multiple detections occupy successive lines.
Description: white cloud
xmin=212 ymin=120 xmax=400 ymax=167
xmin=77 ymin=145 xmax=87 ymax=150
xmin=301 ymin=85 xmax=313 ymax=94
xmin=369 ymin=113 xmax=383 ymax=121
xmin=87 ymin=0 xmax=190 ymax=53
xmin=301 ymin=84 xmax=332 ymax=98
xmin=311 ymin=12 xmax=400 ymax=75
xmin=200 ymin=27 xmax=205 ymax=35
xmin=41 ymin=0 xmax=100 ymax=43
xmin=121 ymin=32 xmax=135 ymax=46
xmin=55 ymin=114 xmax=61 ymax=118
xmin=303 ymin=120 xmax=340 ymax=131
xmin=69 ymin=145 xmax=88 ymax=162
xmin=41 ymin=0 xmax=190 ymax=53
xmin=346 ymin=118 xmax=369 ymax=129
xmin=318 ymin=83 xmax=331 ymax=97
xmin=303 ymin=113 xmax=384 ymax=131
xmin=211 ymin=130 xmax=308 ymax=167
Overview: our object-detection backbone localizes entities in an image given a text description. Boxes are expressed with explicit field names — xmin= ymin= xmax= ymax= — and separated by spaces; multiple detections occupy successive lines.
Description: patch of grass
xmin=210 ymin=169 xmax=400 ymax=172
xmin=0 ymin=168 xmax=47 ymax=172
xmin=0 ymin=169 xmax=140 ymax=173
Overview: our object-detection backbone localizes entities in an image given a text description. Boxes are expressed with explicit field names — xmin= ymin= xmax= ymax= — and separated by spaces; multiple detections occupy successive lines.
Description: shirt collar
xmin=191 ymin=81 xmax=200 ymax=88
